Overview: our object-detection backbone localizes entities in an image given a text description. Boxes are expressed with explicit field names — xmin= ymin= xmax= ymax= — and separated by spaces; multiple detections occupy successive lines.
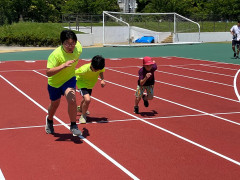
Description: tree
xmin=62 ymin=0 xmax=120 ymax=14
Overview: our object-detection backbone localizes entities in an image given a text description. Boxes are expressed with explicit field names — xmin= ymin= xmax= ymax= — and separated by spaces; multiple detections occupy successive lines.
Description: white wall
xmin=73 ymin=26 xmax=232 ymax=46
xmin=174 ymin=32 xmax=231 ymax=43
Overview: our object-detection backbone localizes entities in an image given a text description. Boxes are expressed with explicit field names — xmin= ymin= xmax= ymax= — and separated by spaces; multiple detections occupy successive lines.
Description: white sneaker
xmin=79 ymin=114 xmax=87 ymax=124
xmin=70 ymin=124 xmax=82 ymax=136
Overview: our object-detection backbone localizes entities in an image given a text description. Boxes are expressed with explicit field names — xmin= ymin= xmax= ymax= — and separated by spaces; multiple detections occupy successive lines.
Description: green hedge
xmin=0 ymin=22 xmax=67 ymax=47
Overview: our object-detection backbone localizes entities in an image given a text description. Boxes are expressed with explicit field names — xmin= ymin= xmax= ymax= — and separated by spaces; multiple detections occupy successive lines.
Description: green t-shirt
xmin=75 ymin=63 xmax=105 ymax=89
xmin=47 ymin=41 xmax=82 ymax=88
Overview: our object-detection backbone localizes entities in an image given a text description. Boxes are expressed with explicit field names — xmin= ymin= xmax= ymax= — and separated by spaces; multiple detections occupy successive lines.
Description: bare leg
xmin=135 ymin=96 xmax=141 ymax=106
xmin=65 ymin=88 xmax=77 ymax=122
xmin=48 ymin=99 xmax=61 ymax=120
xmin=82 ymin=94 xmax=91 ymax=116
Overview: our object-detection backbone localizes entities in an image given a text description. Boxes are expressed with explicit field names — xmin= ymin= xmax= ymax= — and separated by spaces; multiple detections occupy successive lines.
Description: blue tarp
xmin=135 ymin=36 xmax=154 ymax=43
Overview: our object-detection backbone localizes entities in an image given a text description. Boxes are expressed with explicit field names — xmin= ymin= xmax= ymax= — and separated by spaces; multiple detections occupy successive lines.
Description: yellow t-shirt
xmin=47 ymin=41 xmax=82 ymax=88
xmin=75 ymin=63 xmax=105 ymax=89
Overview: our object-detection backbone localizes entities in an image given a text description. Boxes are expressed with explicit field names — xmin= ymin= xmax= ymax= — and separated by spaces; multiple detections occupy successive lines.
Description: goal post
xmin=102 ymin=11 xmax=200 ymax=47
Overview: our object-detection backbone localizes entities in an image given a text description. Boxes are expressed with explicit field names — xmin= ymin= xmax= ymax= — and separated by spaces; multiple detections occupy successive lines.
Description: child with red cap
xmin=134 ymin=56 xmax=157 ymax=114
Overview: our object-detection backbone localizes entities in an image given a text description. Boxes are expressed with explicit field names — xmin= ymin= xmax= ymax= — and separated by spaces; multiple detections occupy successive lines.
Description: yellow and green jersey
xmin=75 ymin=63 xmax=105 ymax=89
xmin=47 ymin=41 xmax=82 ymax=88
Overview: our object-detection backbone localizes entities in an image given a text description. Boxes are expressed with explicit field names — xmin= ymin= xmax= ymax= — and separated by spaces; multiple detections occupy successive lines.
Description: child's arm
xmin=99 ymin=72 xmax=105 ymax=88
xmin=139 ymin=73 xmax=151 ymax=86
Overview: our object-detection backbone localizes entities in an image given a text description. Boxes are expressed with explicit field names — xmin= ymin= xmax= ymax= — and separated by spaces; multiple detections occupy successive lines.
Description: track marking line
xmin=169 ymin=65 xmax=234 ymax=77
xmin=91 ymin=96 xmax=240 ymax=166
xmin=156 ymin=69 xmax=233 ymax=87
xmin=233 ymin=69 xmax=240 ymax=102
xmin=200 ymin=64 xmax=238 ymax=71
xmin=0 ymin=169 xmax=5 ymax=180
xmin=0 ymin=74 xmax=139 ymax=180
xmin=171 ymin=56 xmax=240 ymax=67
xmin=2 ymin=111 xmax=240 ymax=131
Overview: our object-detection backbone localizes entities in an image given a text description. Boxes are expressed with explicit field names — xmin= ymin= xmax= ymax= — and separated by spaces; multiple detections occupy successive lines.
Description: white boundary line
xmin=2 ymin=111 xmax=240 ymax=131
xmin=0 ymin=74 xmax=139 ymax=180
xmin=233 ymin=69 xmax=240 ymax=102
xmin=171 ymin=56 xmax=240 ymax=67
xmin=169 ymin=65 xmax=234 ymax=77
xmin=0 ymin=169 xmax=5 ymax=180
xmin=156 ymin=69 xmax=233 ymax=87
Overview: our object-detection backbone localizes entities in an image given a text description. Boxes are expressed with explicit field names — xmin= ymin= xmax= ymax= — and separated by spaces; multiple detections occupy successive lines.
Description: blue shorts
xmin=48 ymin=76 xmax=76 ymax=101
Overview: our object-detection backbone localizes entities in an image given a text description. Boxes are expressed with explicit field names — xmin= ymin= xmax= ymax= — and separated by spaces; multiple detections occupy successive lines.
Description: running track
xmin=0 ymin=57 xmax=240 ymax=179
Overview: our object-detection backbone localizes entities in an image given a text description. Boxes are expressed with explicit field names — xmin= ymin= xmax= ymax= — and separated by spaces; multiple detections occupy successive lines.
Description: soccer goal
xmin=103 ymin=11 xmax=200 ymax=47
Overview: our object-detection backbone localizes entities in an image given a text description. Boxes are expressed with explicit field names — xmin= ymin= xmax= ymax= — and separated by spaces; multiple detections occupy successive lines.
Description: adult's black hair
xmin=60 ymin=30 xmax=77 ymax=44
xmin=238 ymin=20 xmax=240 ymax=23
xmin=91 ymin=55 xmax=105 ymax=70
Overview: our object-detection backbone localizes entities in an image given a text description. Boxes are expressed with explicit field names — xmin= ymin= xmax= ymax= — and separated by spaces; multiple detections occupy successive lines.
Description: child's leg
xmin=135 ymin=96 xmax=141 ymax=106
xmin=82 ymin=93 xmax=91 ymax=116
xmin=134 ymin=86 xmax=144 ymax=113
xmin=135 ymin=85 xmax=143 ymax=106
xmin=145 ymin=85 xmax=154 ymax=101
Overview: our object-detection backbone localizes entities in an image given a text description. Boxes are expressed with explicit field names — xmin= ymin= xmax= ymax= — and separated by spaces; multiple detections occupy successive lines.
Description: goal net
xmin=103 ymin=11 xmax=200 ymax=47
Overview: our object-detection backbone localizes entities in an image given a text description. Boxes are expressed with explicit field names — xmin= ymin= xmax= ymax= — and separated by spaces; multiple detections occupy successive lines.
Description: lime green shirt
xmin=47 ymin=41 xmax=82 ymax=88
xmin=75 ymin=63 xmax=105 ymax=89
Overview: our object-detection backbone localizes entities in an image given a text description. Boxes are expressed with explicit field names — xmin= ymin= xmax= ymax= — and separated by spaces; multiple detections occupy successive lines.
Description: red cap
xmin=143 ymin=56 xmax=154 ymax=65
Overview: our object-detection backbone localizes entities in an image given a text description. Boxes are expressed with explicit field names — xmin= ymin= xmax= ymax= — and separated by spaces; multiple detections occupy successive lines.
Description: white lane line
xmin=91 ymin=96 xmax=240 ymax=166
xmin=233 ymin=69 xmax=240 ymax=102
xmin=200 ymin=64 xmax=238 ymax=71
xmin=156 ymin=70 xmax=233 ymax=87
xmin=0 ymin=74 xmax=139 ymax=180
xmin=0 ymin=169 xmax=5 ymax=180
xmin=2 ymin=111 xmax=240 ymax=131
xmin=106 ymin=68 xmax=239 ymax=103
xmin=169 ymin=65 xmax=234 ymax=77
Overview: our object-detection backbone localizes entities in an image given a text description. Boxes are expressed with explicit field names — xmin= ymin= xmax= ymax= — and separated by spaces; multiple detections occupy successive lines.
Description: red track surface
xmin=1 ymin=57 xmax=240 ymax=179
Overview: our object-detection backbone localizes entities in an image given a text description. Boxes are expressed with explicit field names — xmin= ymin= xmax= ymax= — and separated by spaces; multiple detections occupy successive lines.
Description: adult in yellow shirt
xmin=75 ymin=55 xmax=105 ymax=123
xmin=46 ymin=30 xmax=82 ymax=136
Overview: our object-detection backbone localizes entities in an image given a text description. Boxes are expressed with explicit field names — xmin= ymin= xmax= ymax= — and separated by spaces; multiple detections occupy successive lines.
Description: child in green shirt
xmin=75 ymin=55 xmax=105 ymax=123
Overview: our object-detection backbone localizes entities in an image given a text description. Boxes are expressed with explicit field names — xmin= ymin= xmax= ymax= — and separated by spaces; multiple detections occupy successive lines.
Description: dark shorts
xmin=48 ymin=76 xmax=76 ymax=101
xmin=79 ymin=88 xmax=92 ymax=96
xmin=232 ymin=40 xmax=240 ymax=46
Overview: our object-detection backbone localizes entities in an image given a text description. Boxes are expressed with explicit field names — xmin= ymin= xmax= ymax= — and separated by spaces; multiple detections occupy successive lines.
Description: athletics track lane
xmin=1 ymin=58 xmax=240 ymax=179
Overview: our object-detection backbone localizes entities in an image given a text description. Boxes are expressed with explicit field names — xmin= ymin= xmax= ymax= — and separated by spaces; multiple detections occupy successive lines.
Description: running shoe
xmin=79 ymin=114 xmax=87 ymax=124
xmin=142 ymin=95 xmax=149 ymax=107
xmin=45 ymin=116 xmax=54 ymax=134
xmin=77 ymin=106 xmax=90 ymax=115
xmin=70 ymin=124 xmax=82 ymax=136
xmin=134 ymin=106 xmax=139 ymax=114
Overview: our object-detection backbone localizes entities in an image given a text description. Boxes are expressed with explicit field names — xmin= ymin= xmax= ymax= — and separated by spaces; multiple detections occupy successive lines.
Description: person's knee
xmin=65 ymin=88 xmax=76 ymax=104
xmin=84 ymin=97 xmax=91 ymax=105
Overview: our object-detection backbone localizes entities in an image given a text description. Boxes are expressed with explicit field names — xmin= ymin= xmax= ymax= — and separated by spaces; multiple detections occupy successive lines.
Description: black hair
xmin=238 ymin=20 xmax=240 ymax=23
xmin=60 ymin=30 xmax=77 ymax=44
xmin=91 ymin=55 xmax=105 ymax=70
